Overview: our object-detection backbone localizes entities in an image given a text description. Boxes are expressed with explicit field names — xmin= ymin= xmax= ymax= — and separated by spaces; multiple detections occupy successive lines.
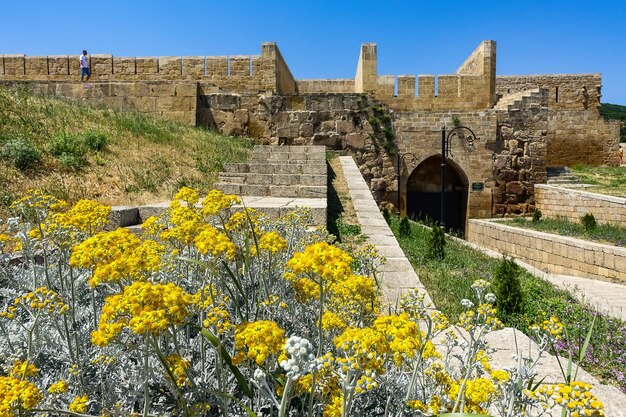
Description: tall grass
xmin=570 ymin=165 xmax=626 ymax=197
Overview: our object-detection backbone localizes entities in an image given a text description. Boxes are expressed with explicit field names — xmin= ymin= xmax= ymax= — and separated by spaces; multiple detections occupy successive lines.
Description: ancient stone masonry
xmin=1 ymin=40 xmax=620 ymax=226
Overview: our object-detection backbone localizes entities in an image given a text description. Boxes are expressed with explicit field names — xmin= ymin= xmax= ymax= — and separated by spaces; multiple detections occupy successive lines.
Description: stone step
xmin=217 ymin=172 xmax=326 ymax=187
xmin=214 ymin=182 xmax=327 ymax=198
xmin=249 ymin=154 xmax=326 ymax=163
xmin=224 ymin=163 xmax=327 ymax=175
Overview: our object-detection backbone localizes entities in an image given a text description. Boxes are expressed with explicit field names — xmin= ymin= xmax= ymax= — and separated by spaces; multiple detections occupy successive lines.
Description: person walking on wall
xmin=80 ymin=50 xmax=91 ymax=82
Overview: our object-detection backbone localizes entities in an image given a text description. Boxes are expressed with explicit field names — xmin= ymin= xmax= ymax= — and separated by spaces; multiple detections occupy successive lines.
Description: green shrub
xmin=382 ymin=208 xmax=391 ymax=225
xmin=494 ymin=256 xmax=524 ymax=318
xmin=48 ymin=132 xmax=86 ymax=158
xmin=382 ymin=127 xmax=395 ymax=140
xmin=581 ymin=213 xmax=597 ymax=231
xmin=2 ymin=138 xmax=41 ymax=170
xmin=82 ymin=130 xmax=108 ymax=152
xmin=532 ymin=209 xmax=542 ymax=222
xmin=399 ymin=216 xmax=412 ymax=238
xmin=368 ymin=116 xmax=380 ymax=127
xmin=58 ymin=153 xmax=87 ymax=171
xmin=426 ymin=225 xmax=445 ymax=261
xmin=382 ymin=139 xmax=395 ymax=155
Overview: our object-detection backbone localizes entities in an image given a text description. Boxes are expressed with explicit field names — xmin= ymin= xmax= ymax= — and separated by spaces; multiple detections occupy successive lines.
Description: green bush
xmin=581 ymin=213 xmax=597 ymax=231
xmin=368 ymin=116 xmax=380 ymax=127
xmin=382 ymin=208 xmax=391 ymax=225
xmin=58 ymin=153 xmax=87 ymax=171
xmin=2 ymin=138 xmax=41 ymax=170
xmin=82 ymin=130 xmax=108 ymax=152
xmin=532 ymin=209 xmax=542 ymax=222
xmin=494 ymin=256 xmax=524 ymax=318
xmin=426 ymin=225 xmax=445 ymax=261
xmin=48 ymin=132 xmax=86 ymax=158
xmin=399 ymin=216 xmax=412 ymax=238
xmin=382 ymin=127 xmax=395 ymax=140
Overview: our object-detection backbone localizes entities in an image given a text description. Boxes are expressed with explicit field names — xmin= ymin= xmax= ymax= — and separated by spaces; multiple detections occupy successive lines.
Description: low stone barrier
xmin=535 ymin=184 xmax=626 ymax=226
xmin=467 ymin=219 xmax=626 ymax=283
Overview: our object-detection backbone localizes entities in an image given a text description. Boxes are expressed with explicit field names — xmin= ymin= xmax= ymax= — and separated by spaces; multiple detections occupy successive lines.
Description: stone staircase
xmin=546 ymin=166 xmax=588 ymax=187
xmin=214 ymin=145 xmax=327 ymax=198
xmin=493 ymin=88 xmax=543 ymax=110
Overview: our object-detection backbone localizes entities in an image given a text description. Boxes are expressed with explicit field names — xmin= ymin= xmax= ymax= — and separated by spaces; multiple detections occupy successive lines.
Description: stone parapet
xmin=535 ymin=184 xmax=626 ymax=226
xmin=467 ymin=219 xmax=626 ymax=283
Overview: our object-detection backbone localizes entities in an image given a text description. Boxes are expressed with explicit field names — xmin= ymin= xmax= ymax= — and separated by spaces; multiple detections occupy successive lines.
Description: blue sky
xmin=2 ymin=0 xmax=625 ymax=103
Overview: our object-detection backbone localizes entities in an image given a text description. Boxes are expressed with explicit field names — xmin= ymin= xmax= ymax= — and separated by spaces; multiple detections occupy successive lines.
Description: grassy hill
xmin=0 ymin=86 xmax=251 ymax=212
xmin=600 ymin=103 xmax=626 ymax=142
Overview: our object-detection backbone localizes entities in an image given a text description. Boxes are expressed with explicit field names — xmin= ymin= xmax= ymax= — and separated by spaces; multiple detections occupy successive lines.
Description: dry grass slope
xmin=0 ymin=86 xmax=252 ymax=211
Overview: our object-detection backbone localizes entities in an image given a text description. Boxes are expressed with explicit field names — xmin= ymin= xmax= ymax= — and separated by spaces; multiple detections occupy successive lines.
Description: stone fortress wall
xmin=0 ymin=41 xmax=620 ymax=220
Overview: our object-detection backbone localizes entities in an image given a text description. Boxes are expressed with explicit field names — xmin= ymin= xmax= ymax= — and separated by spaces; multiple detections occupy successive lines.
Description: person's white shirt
xmin=80 ymin=54 xmax=88 ymax=68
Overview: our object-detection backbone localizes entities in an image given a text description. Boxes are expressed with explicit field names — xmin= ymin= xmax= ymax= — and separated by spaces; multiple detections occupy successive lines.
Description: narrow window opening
xmin=227 ymin=56 xmax=230 ymax=76
xmin=434 ymin=76 xmax=439 ymax=97
xmin=555 ymin=86 xmax=559 ymax=103
xmin=394 ymin=75 xmax=398 ymax=97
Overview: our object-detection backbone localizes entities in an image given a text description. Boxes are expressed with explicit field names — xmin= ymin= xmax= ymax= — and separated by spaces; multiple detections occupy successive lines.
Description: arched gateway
xmin=405 ymin=155 xmax=469 ymax=234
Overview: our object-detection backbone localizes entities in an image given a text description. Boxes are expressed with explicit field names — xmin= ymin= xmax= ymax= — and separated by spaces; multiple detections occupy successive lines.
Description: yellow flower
xmin=91 ymin=281 xmax=192 ymax=346
xmin=166 ymin=355 xmax=191 ymax=387
xmin=69 ymin=395 xmax=89 ymax=413
xmin=11 ymin=360 xmax=39 ymax=378
xmin=173 ymin=186 xmax=199 ymax=206
xmin=48 ymin=380 xmax=69 ymax=394
xmin=194 ymin=225 xmax=236 ymax=259
xmin=286 ymin=242 xmax=353 ymax=288
xmin=258 ymin=231 xmax=287 ymax=254
xmin=201 ymin=189 xmax=240 ymax=216
xmin=372 ymin=313 xmax=424 ymax=365
xmin=323 ymin=394 xmax=343 ymax=417
xmin=0 ymin=375 xmax=42 ymax=413
xmin=233 ymin=320 xmax=286 ymax=365
xmin=491 ymin=369 xmax=510 ymax=383
xmin=70 ymin=229 xmax=164 ymax=287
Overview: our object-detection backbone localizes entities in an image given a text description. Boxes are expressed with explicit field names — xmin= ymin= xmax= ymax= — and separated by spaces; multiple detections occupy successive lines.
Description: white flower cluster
xmin=280 ymin=336 xmax=316 ymax=378
xmin=485 ymin=293 xmax=497 ymax=303
xmin=461 ymin=299 xmax=474 ymax=309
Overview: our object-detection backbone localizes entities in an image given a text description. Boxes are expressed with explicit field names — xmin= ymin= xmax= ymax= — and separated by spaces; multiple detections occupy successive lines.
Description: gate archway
xmin=406 ymin=155 xmax=469 ymax=234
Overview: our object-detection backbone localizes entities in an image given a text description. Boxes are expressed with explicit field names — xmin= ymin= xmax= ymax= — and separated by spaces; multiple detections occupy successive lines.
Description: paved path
xmin=338 ymin=156 xmax=432 ymax=306
xmin=338 ymin=155 xmax=626 ymax=415
xmin=460 ymin=237 xmax=626 ymax=321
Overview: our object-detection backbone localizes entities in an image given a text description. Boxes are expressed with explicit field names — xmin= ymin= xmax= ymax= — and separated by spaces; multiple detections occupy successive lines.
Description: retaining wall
xmin=535 ymin=185 xmax=626 ymax=226
xmin=467 ymin=219 xmax=626 ymax=283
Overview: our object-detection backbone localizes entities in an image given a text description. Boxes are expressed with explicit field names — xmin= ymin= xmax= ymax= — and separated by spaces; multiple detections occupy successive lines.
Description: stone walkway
xmin=337 ymin=155 xmax=626 ymax=416
xmin=338 ymin=156 xmax=432 ymax=306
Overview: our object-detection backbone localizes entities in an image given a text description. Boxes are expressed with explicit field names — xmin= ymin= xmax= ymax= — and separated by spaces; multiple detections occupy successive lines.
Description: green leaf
xmin=201 ymin=329 xmax=253 ymax=399
xmin=575 ymin=315 xmax=596 ymax=381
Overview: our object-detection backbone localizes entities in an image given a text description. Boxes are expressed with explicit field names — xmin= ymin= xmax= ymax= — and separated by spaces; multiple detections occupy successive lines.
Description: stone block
xmin=48 ymin=56 xmax=69 ymax=76
xmin=108 ymin=206 xmax=140 ymax=229
xmin=229 ymin=56 xmax=251 ymax=76
xmin=3 ymin=54 xmax=25 ymax=76
xmin=182 ymin=56 xmax=204 ymax=79
xmin=346 ymin=132 xmax=366 ymax=149
xmin=135 ymin=57 xmax=158 ymax=76
xmin=91 ymin=54 xmax=113 ymax=79
xmin=114 ymin=57 xmax=136 ymax=75
xmin=268 ymin=186 xmax=298 ymax=198
xmin=299 ymin=122 xmax=315 ymax=137
xmin=214 ymin=183 xmax=241 ymax=195
xmin=206 ymin=56 xmax=228 ymax=78
xmin=297 ymin=186 xmax=327 ymax=198
xmin=25 ymin=57 xmax=48 ymax=76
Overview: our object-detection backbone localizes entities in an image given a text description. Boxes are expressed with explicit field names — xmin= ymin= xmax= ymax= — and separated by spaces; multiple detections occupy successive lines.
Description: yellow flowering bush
xmin=0 ymin=187 xmax=606 ymax=417
xmin=91 ymin=281 xmax=192 ymax=346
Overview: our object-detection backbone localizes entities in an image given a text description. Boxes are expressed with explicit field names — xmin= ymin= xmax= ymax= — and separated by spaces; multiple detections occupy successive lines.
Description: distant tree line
xmin=600 ymin=103 xmax=626 ymax=142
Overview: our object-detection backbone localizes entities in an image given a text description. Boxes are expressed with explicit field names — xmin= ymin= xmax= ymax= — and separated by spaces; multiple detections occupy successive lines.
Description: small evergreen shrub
xmin=83 ymin=130 xmax=109 ymax=152
xmin=2 ymin=138 xmax=41 ymax=170
xmin=426 ymin=225 xmax=445 ymax=261
xmin=399 ymin=216 xmax=412 ymax=238
xmin=494 ymin=256 xmax=523 ymax=318
xmin=58 ymin=153 xmax=86 ymax=171
xmin=532 ymin=209 xmax=542 ymax=223
xmin=581 ymin=213 xmax=597 ymax=231
xmin=383 ymin=127 xmax=395 ymax=140
xmin=382 ymin=208 xmax=391 ymax=225
xmin=368 ymin=116 xmax=380 ymax=127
